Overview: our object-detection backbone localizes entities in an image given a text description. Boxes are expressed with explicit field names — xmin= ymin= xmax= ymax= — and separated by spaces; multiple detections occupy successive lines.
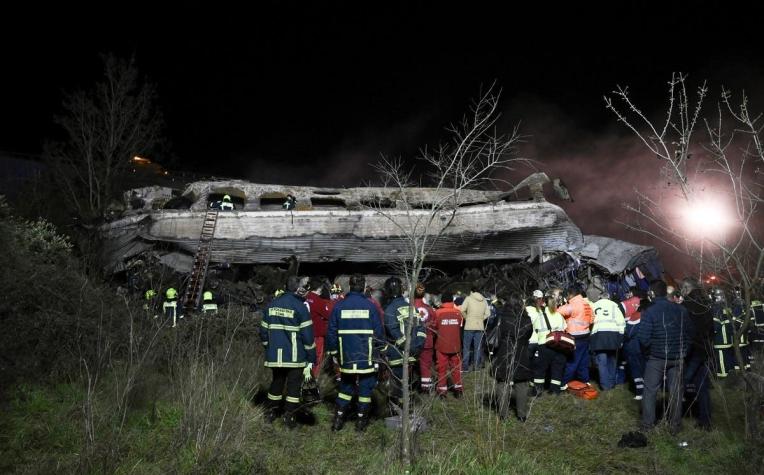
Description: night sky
xmin=2 ymin=1 xmax=763 ymax=275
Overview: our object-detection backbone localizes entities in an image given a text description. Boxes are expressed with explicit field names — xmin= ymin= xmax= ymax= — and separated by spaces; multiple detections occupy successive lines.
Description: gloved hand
xmin=303 ymin=363 xmax=313 ymax=382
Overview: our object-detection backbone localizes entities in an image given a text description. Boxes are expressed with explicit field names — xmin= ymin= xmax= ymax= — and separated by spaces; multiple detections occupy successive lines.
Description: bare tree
xmin=605 ymin=73 xmax=764 ymax=437
xmin=370 ymin=83 xmax=527 ymax=466
xmin=46 ymin=54 xmax=163 ymax=220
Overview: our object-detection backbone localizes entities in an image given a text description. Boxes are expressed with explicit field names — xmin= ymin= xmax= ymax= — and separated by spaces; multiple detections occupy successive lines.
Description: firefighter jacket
xmin=260 ymin=292 xmax=316 ymax=368
xmin=305 ymin=291 xmax=331 ymax=338
xmin=712 ymin=304 xmax=733 ymax=349
xmin=731 ymin=302 xmax=751 ymax=346
xmin=590 ymin=298 xmax=625 ymax=351
xmin=461 ymin=291 xmax=491 ymax=331
xmin=558 ymin=295 xmax=594 ymax=337
xmin=384 ymin=296 xmax=426 ymax=366
xmin=163 ymin=299 xmax=182 ymax=320
xmin=433 ymin=302 xmax=463 ymax=354
xmin=326 ymin=291 xmax=384 ymax=374
xmin=414 ymin=298 xmax=436 ymax=350
xmin=752 ymin=301 xmax=764 ymax=344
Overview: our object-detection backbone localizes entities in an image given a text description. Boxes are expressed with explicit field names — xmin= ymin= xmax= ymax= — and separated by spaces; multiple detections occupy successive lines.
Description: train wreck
xmin=100 ymin=172 xmax=662 ymax=304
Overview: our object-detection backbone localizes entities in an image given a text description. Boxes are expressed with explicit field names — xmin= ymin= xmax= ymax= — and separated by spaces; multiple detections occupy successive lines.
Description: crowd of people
xmin=149 ymin=272 xmax=764 ymax=433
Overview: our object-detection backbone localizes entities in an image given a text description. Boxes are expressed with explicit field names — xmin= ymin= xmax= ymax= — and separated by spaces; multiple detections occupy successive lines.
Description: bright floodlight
xmin=683 ymin=200 xmax=733 ymax=237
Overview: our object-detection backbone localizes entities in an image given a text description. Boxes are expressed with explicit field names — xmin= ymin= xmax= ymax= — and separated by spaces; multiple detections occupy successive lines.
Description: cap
xmin=532 ymin=290 xmax=544 ymax=299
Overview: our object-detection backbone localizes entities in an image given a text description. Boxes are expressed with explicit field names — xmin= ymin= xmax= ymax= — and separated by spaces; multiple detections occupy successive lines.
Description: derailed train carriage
xmin=99 ymin=172 xmax=663 ymax=303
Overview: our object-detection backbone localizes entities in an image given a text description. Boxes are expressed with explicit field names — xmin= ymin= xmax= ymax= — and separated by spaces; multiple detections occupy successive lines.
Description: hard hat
xmin=223 ymin=194 xmax=231 ymax=201
xmin=274 ymin=289 xmax=285 ymax=297
xmin=532 ymin=289 xmax=544 ymax=299
xmin=203 ymin=290 xmax=213 ymax=301
xmin=330 ymin=283 xmax=343 ymax=294
xmin=145 ymin=289 xmax=156 ymax=299
xmin=166 ymin=288 xmax=178 ymax=299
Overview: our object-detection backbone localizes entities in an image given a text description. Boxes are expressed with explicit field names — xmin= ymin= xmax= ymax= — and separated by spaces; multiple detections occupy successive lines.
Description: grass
xmin=1 ymin=367 xmax=760 ymax=475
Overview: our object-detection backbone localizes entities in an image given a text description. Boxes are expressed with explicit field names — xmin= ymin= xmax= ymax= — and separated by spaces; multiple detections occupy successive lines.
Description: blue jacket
xmin=384 ymin=296 xmax=426 ymax=366
xmin=326 ymin=291 xmax=384 ymax=374
xmin=638 ymin=297 xmax=694 ymax=360
xmin=260 ymin=293 xmax=316 ymax=368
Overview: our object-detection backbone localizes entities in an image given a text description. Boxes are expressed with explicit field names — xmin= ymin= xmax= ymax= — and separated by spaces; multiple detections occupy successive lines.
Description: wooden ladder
xmin=183 ymin=209 xmax=219 ymax=311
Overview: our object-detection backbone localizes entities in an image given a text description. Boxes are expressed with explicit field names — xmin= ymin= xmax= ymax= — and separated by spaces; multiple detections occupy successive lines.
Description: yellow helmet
xmin=223 ymin=194 xmax=231 ymax=202
xmin=274 ymin=289 xmax=285 ymax=298
xmin=331 ymin=283 xmax=343 ymax=294
xmin=145 ymin=289 xmax=156 ymax=299
xmin=203 ymin=290 xmax=213 ymax=301
xmin=166 ymin=288 xmax=178 ymax=299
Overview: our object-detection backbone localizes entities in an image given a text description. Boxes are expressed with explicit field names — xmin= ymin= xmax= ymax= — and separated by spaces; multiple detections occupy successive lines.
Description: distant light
xmin=710 ymin=275 xmax=716 ymax=280
xmin=163 ymin=171 xmax=169 ymax=175
xmin=682 ymin=199 xmax=734 ymax=237
xmin=132 ymin=156 xmax=150 ymax=164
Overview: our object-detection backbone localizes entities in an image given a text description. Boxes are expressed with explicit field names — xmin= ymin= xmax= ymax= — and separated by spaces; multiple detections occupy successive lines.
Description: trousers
xmin=563 ymin=335 xmax=590 ymax=385
xmin=336 ymin=372 xmax=377 ymax=412
xmin=533 ymin=345 xmax=567 ymax=392
xmin=419 ymin=347 xmax=435 ymax=390
xmin=267 ymin=367 xmax=303 ymax=414
xmin=462 ymin=330 xmax=484 ymax=369
xmin=641 ymin=357 xmax=684 ymax=431
xmin=436 ymin=351 xmax=463 ymax=394
xmin=496 ymin=380 xmax=529 ymax=420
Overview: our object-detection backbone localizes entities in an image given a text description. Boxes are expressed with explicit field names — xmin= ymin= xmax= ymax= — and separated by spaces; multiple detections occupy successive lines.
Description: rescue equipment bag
xmin=543 ymin=311 xmax=575 ymax=355
xmin=567 ymin=380 xmax=599 ymax=400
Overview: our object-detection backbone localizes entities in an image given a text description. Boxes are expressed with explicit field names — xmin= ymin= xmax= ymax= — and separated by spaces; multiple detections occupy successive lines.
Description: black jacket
xmin=491 ymin=306 xmax=534 ymax=383
xmin=682 ymin=290 xmax=714 ymax=360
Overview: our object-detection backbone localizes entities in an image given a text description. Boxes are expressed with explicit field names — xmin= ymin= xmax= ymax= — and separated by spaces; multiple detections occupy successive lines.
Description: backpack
xmin=567 ymin=380 xmax=599 ymax=400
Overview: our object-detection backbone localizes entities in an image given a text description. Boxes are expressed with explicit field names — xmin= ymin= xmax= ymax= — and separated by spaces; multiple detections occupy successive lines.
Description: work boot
xmin=282 ymin=412 xmax=297 ymax=429
xmin=331 ymin=409 xmax=346 ymax=432
xmin=355 ymin=411 xmax=371 ymax=432
xmin=264 ymin=407 xmax=279 ymax=424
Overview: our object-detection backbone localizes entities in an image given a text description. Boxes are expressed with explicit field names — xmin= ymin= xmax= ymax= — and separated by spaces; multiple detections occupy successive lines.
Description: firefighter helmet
xmin=203 ymin=290 xmax=213 ymax=301
xmin=223 ymin=194 xmax=231 ymax=202
xmin=166 ymin=288 xmax=178 ymax=299
xmin=330 ymin=283 xmax=343 ymax=295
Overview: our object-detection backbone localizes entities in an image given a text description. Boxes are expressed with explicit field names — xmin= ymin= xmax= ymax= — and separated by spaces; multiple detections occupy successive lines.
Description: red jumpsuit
xmin=305 ymin=292 xmax=332 ymax=378
xmin=414 ymin=298 xmax=436 ymax=391
xmin=434 ymin=302 xmax=464 ymax=394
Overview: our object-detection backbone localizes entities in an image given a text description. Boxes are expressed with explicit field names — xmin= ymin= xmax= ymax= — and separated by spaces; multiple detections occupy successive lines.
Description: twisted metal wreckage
xmin=100 ymin=172 xmax=663 ymax=304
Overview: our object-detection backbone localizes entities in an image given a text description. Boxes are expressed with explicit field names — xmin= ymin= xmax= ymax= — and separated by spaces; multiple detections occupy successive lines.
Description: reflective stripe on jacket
xmin=260 ymin=293 xmax=316 ymax=368
xmin=384 ymin=296 xmax=426 ymax=366
xmin=712 ymin=305 xmax=733 ymax=349
xmin=558 ymin=295 xmax=593 ymax=336
xmin=590 ymin=298 xmax=625 ymax=351
xmin=326 ymin=291 xmax=384 ymax=374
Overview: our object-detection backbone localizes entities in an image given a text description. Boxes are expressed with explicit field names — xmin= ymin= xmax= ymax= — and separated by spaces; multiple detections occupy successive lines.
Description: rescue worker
xmin=414 ymin=283 xmax=437 ymax=393
xmin=144 ymin=288 xmax=157 ymax=315
xmin=711 ymin=288 xmax=734 ymax=377
xmin=383 ymin=277 xmax=426 ymax=407
xmin=163 ymin=287 xmax=183 ymax=328
xmin=460 ymin=286 xmax=491 ymax=372
xmin=731 ymin=288 xmax=752 ymax=370
xmin=201 ymin=290 xmax=218 ymax=315
xmin=752 ymin=298 xmax=764 ymax=350
xmin=525 ymin=290 xmax=546 ymax=393
xmin=220 ymin=194 xmax=234 ymax=211
xmin=531 ymin=296 xmax=568 ymax=394
xmin=557 ymin=284 xmax=594 ymax=388
xmin=305 ymin=277 xmax=332 ymax=378
xmin=259 ymin=275 xmax=316 ymax=428
xmin=433 ymin=291 xmax=464 ymax=398
xmin=620 ymin=288 xmax=644 ymax=399
xmin=590 ymin=289 xmax=625 ymax=390
xmin=326 ymin=274 xmax=384 ymax=432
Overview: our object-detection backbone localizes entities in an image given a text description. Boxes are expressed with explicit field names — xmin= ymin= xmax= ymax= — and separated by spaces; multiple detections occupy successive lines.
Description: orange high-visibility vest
xmin=558 ymin=295 xmax=593 ymax=336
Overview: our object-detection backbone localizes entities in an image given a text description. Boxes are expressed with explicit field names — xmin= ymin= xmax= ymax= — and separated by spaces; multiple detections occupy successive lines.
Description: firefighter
xmin=326 ymin=274 xmax=384 ymax=432
xmin=163 ymin=288 xmax=183 ymax=328
xmin=752 ymin=298 xmax=764 ymax=350
xmin=260 ymin=275 xmax=316 ymax=428
xmin=731 ymin=288 xmax=753 ymax=370
xmin=220 ymin=194 xmax=234 ymax=211
xmin=414 ymin=283 xmax=437 ymax=393
xmin=202 ymin=290 xmax=218 ymax=315
xmin=144 ymin=289 xmax=157 ymax=315
xmin=711 ymin=288 xmax=735 ymax=377
xmin=525 ymin=290 xmax=545 ymax=394
xmin=383 ymin=277 xmax=426 ymax=407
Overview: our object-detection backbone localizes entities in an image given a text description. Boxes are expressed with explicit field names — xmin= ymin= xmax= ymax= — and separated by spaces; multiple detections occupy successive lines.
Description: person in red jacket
xmin=414 ymin=283 xmax=437 ymax=393
xmin=305 ymin=278 xmax=332 ymax=378
xmin=434 ymin=290 xmax=465 ymax=398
